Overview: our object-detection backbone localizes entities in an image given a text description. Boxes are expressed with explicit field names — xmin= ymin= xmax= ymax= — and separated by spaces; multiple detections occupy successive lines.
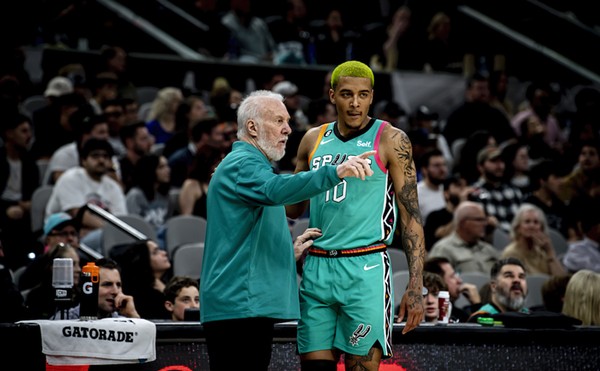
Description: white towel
xmin=18 ymin=318 xmax=156 ymax=365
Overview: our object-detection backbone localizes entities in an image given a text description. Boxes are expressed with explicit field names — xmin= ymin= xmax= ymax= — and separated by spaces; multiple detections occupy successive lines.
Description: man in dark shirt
xmin=442 ymin=72 xmax=516 ymax=148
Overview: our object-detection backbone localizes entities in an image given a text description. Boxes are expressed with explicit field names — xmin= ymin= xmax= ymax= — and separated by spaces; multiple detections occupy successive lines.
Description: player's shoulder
xmin=302 ymin=124 xmax=328 ymax=144
xmin=379 ymin=121 xmax=409 ymax=144
xmin=306 ymin=124 xmax=325 ymax=137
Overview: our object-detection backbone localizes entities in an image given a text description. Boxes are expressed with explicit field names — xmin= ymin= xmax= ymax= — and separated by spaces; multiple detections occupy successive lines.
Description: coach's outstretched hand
xmin=336 ymin=151 xmax=376 ymax=180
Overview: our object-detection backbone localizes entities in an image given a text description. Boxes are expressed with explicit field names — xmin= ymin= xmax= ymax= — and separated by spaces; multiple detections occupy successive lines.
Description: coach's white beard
xmin=257 ymin=134 xmax=285 ymax=162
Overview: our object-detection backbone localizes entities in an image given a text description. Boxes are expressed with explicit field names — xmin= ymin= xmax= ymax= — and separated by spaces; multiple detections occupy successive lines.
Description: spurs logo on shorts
xmin=349 ymin=323 xmax=371 ymax=346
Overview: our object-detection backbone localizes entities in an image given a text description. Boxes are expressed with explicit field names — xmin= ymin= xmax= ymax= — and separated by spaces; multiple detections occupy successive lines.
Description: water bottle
xmin=53 ymin=258 xmax=74 ymax=319
xmin=80 ymin=262 xmax=99 ymax=320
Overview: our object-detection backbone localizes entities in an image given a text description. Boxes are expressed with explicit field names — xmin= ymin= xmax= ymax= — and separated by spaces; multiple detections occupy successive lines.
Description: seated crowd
xmin=1 ymin=34 xmax=600 ymax=328
xmin=2 ymin=67 xmax=600 ymax=324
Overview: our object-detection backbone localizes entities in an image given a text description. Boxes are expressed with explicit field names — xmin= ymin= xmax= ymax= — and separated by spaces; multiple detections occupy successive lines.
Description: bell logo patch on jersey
xmin=349 ymin=323 xmax=371 ymax=346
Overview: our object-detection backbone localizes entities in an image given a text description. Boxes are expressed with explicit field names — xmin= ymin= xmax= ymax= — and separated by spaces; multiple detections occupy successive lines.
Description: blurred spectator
xmin=97 ymin=45 xmax=137 ymax=100
xmin=45 ymin=138 xmax=127 ymax=251
xmin=210 ymin=77 xmax=243 ymax=123
xmin=499 ymin=140 xmax=531 ymax=193
xmin=558 ymin=139 xmax=600 ymax=205
xmin=146 ymin=87 xmax=184 ymax=145
xmin=58 ymin=63 xmax=91 ymax=101
xmin=561 ymin=269 xmax=600 ymax=325
xmin=163 ymin=94 xmax=212 ymax=159
xmin=126 ymin=154 xmax=172 ymax=248
xmin=501 ymin=203 xmax=567 ymax=276
xmin=488 ymin=69 xmax=515 ymax=120
xmin=44 ymin=112 xmax=110 ymax=185
xmin=111 ymin=239 xmax=171 ymax=319
xmin=25 ymin=243 xmax=81 ymax=319
xmin=375 ymin=100 xmax=406 ymax=130
xmin=221 ymin=0 xmax=276 ymax=63
xmin=417 ymin=148 xmax=448 ymax=222
xmin=0 ymin=47 xmax=34 ymax=101
xmin=442 ymin=72 xmax=516 ymax=149
xmin=0 ymin=234 xmax=31 ymax=322
xmin=407 ymin=128 xmax=438 ymax=180
xmin=101 ymin=98 xmax=127 ymax=157
xmin=0 ymin=76 xmax=22 ymax=114
xmin=305 ymin=97 xmax=336 ymax=127
xmin=429 ymin=201 xmax=500 ymax=274
xmin=313 ymin=7 xmax=353 ymax=66
xmin=178 ymin=145 xmax=225 ymax=218
xmin=369 ymin=5 xmax=423 ymax=72
xmin=409 ymin=106 xmax=451 ymax=165
xmin=168 ymin=118 xmax=225 ymax=188
xmin=522 ymin=159 xmax=574 ymax=240
xmin=163 ymin=275 xmax=200 ymax=321
xmin=19 ymin=212 xmax=81 ymax=291
xmin=468 ymin=257 xmax=530 ymax=322
xmin=564 ymin=86 xmax=600 ymax=167
xmin=453 ymin=130 xmax=497 ymax=185
xmin=421 ymin=271 xmax=447 ymax=323
xmin=469 ymin=145 xmax=523 ymax=234
xmin=122 ymin=97 xmax=141 ymax=125
xmin=43 ymin=76 xmax=74 ymax=101
xmin=423 ymin=12 xmax=463 ymax=74
xmin=55 ymin=258 xmax=140 ymax=319
xmin=31 ymin=90 xmax=89 ymax=160
xmin=319 ymin=70 xmax=333 ymax=100
xmin=424 ymin=174 xmax=473 ymax=251
xmin=518 ymin=114 xmax=561 ymax=166
xmin=88 ymin=72 xmax=119 ymax=115
xmin=511 ymin=81 xmax=566 ymax=154
xmin=562 ymin=200 xmax=600 ymax=273
xmin=269 ymin=0 xmax=311 ymax=65
xmin=118 ymin=121 xmax=154 ymax=193
xmin=424 ymin=256 xmax=482 ymax=323
xmin=221 ymin=120 xmax=239 ymax=153
xmin=541 ymin=274 xmax=572 ymax=313
xmin=1 ymin=113 xmax=39 ymax=270
xmin=272 ymin=80 xmax=309 ymax=130
xmin=185 ymin=0 xmax=231 ymax=58
xmin=272 ymin=80 xmax=308 ymax=172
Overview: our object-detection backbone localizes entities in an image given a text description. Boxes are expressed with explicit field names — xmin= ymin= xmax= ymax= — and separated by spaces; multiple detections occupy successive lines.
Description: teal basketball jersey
xmin=307 ymin=119 xmax=397 ymax=249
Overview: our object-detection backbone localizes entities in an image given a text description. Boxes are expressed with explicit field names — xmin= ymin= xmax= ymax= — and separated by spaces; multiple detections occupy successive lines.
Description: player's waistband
xmin=308 ymin=244 xmax=387 ymax=258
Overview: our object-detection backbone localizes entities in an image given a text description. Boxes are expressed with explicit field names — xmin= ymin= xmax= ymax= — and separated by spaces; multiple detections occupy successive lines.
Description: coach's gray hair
xmin=236 ymin=90 xmax=285 ymax=139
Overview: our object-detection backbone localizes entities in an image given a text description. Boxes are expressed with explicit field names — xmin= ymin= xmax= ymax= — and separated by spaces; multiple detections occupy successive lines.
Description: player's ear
xmin=328 ymin=89 xmax=336 ymax=105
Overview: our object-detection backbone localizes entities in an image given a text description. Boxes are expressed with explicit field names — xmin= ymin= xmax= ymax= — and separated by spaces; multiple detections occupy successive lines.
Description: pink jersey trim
xmin=374 ymin=121 xmax=387 ymax=172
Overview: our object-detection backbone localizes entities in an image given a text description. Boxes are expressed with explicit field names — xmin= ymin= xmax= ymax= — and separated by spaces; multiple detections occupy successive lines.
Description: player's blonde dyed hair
xmin=331 ymin=61 xmax=375 ymax=89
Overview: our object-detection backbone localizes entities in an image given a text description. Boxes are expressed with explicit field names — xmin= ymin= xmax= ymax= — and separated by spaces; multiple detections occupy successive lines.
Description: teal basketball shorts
xmin=297 ymin=245 xmax=394 ymax=358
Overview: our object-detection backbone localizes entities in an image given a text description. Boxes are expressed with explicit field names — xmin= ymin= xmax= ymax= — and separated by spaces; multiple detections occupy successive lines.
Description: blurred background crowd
xmin=1 ymin=0 xmax=599 ymax=326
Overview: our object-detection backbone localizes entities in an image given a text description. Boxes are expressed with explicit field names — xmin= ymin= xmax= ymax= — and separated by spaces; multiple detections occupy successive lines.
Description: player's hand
xmin=396 ymin=287 xmax=424 ymax=334
xmin=293 ymin=228 xmax=322 ymax=261
xmin=336 ymin=151 xmax=376 ymax=180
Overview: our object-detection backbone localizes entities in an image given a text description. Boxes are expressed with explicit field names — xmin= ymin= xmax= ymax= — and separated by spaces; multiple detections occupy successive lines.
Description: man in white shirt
xmin=44 ymin=113 xmax=112 ymax=185
xmin=417 ymin=148 xmax=448 ymax=221
xmin=45 ymin=138 xmax=127 ymax=253
xmin=563 ymin=204 xmax=600 ymax=273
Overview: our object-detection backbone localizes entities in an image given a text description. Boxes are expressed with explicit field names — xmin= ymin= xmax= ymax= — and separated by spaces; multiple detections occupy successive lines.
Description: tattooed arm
xmin=381 ymin=124 xmax=425 ymax=333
